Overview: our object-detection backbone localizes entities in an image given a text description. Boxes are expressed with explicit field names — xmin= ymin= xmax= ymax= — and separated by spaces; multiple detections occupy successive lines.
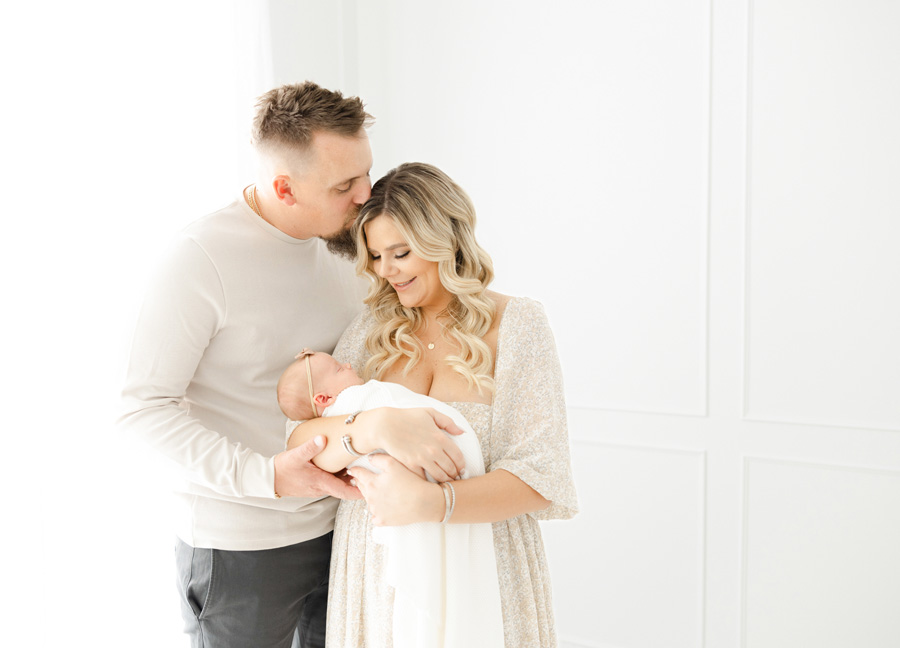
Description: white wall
xmin=5 ymin=2 xmax=355 ymax=646
xmin=10 ymin=1 xmax=899 ymax=646
xmin=353 ymin=0 xmax=712 ymax=418
xmin=346 ymin=1 xmax=900 ymax=647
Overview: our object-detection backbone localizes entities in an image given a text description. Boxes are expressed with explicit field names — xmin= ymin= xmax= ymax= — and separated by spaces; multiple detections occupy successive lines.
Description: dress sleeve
xmin=333 ymin=306 xmax=375 ymax=372
xmin=489 ymin=298 xmax=579 ymax=521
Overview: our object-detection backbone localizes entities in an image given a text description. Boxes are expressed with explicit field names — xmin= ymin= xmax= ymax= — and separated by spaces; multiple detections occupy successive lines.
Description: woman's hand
xmin=287 ymin=407 xmax=465 ymax=478
xmin=348 ymin=454 xmax=445 ymax=526
xmin=370 ymin=407 xmax=466 ymax=482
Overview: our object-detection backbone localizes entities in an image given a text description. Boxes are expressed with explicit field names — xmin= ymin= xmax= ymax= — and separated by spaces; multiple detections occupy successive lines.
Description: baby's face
xmin=310 ymin=353 xmax=364 ymax=397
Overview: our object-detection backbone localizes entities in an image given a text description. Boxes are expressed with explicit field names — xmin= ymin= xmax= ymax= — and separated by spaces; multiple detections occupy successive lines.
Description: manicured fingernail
xmin=314 ymin=435 xmax=325 ymax=447
xmin=350 ymin=479 xmax=357 ymax=487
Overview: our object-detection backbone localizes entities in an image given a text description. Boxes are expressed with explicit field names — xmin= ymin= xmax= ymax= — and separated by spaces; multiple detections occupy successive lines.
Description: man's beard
xmin=323 ymin=226 xmax=357 ymax=260
xmin=323 ymin=208 xmax=360 ymax=260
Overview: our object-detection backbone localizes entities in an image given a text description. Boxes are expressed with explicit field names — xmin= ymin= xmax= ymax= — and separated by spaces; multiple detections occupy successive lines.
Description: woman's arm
xmin=297 ymin=307 xmax=466 ymax=482
xmin=348 ymin=454 xmax=550 ymax=526
xmin=287 ymin=407 xmax=467 ymax=482
xmin=346 ymin=298 xmax=577 ymax=526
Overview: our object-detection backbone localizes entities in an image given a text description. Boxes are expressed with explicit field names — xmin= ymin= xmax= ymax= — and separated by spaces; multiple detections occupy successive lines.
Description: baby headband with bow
xmin=295 ymin=348 xmax=318 ymax=418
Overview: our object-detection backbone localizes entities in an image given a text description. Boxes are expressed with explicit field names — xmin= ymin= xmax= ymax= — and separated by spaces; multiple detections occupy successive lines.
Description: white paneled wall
xmin=334 ymin=1 xmax=900 ymax=647
xmin=41 ymin=1 xmax=895 ymax=646
xmin=742 ymin=459 xmax=900 ymax=647
xmin=744 ymin=0 xmax=900 ymax=432
xmin=354 ymin=0 xmax=712 ymax=417
xmin=545 ymin=436 xmax=706 ymax=648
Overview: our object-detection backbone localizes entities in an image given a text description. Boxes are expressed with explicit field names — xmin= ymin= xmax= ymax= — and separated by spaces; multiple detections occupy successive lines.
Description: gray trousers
xmin=175 ymin=532 xmax=332 ymax=648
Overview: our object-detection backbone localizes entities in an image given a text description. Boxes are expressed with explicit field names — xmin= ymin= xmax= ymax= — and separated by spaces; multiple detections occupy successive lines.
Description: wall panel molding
xmin=560 ymin=637 xmax=625 ymax=648
xmin=740 ymin=0 xmax=900 ymax=433
xmin=546 ymin=440 xmax=707 ymax=648
xmin=740 ymin=456 xmax=900 ymax=647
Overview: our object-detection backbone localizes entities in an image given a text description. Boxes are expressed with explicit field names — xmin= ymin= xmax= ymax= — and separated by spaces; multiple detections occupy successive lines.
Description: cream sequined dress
xmin=326 ymin=297 xmax=579 ymax=648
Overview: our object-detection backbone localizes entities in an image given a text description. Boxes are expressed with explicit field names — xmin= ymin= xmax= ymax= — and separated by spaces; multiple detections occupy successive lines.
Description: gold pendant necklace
xmin=423 ymin=319 xmax=442 ymax=350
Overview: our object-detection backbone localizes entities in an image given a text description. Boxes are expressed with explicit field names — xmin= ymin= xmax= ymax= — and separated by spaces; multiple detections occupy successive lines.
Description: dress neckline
xmin=445 ymin=400 xmax=492 ymax=409
xmin=423 ymin=297 xmax=520 ymax=408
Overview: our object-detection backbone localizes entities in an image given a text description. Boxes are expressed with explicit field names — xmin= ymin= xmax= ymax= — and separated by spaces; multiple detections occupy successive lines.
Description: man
xmin=119 ymin=82 xmax=463 ymax=648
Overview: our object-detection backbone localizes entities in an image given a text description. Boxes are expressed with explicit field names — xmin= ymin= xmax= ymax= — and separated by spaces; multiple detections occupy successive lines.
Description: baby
xmin=277 ymin=349 xmax=479 ymax=479
xmin=277 ymin=349 xmax=366 ymax=422
xmin=276 ymin=349 xmax=503 ymax=644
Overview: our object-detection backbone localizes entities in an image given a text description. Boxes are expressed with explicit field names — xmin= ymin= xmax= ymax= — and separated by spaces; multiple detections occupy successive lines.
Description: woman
xmin=292 ymin=162 xmax=577 ymax=647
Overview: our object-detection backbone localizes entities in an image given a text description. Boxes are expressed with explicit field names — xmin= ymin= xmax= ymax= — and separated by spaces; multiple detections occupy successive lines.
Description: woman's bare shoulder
xmin=487 ymin=293 xmax=552 ymax=339
xmin=486 ymin=290 xmax=513 ymax=313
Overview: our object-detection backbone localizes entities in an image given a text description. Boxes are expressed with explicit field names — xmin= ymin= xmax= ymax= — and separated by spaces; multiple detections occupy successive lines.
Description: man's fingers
xmin=318 ymin=473 xmax=362 ymax=500
xmin=288 ymin=435 xmax=327 ymax=463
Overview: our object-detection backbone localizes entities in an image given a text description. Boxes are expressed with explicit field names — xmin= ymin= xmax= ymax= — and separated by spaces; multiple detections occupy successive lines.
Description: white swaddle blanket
xmin=323 ymin=380 xmax=504 ymax=648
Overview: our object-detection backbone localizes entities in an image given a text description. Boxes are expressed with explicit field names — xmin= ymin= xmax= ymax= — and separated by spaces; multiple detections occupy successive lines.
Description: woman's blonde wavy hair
xmin=353 ymin=162 xmax=496 ymax=395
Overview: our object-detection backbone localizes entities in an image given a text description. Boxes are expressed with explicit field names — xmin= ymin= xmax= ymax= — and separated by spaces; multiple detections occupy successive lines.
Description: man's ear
xmin=272 ymin=175 xmax=296 ymax=206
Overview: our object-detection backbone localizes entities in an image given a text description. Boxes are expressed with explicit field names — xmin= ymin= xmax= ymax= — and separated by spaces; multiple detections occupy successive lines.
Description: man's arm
xmin=119 ymin=236 xmax=346 ymax=501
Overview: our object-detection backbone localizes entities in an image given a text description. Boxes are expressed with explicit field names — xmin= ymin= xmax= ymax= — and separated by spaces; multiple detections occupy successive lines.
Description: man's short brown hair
xmin=251 ymin=81 xmax=373 ymax=152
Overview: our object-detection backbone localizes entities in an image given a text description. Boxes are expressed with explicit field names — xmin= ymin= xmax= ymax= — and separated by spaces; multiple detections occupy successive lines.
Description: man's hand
xmin=274 ymin=435 xmax=362 ymax=500
xmin=373 ymin=407 xmax=466 ymax=482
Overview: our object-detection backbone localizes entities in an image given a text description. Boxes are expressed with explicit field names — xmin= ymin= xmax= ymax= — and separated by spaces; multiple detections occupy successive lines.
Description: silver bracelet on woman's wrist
xmin=440 ymin=482 xmax=456 ymax=524
xmin=341 ymin=434 xmax=364 ymax=457
xmin=341 ymin=411 xmax=365 ymax=457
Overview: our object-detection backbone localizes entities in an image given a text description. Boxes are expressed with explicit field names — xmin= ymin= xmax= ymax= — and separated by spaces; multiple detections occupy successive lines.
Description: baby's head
xmin=277 ymin=349 xmax=364 ymax=420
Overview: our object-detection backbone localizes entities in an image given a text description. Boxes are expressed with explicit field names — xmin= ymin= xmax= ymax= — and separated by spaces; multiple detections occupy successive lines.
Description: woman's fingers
xmin=426 ymin=451 xmax=461 ymax=483
xmin=349 ymin=455 xmax=439 ymax=526
xmin=426 ymin=407 xmax=464 ymax=436
xmin=378 ymin=408 xmax=466 ymax=478
xmin=348 ymin=464 xmax=376 ymax=489
xmin=422 ymin=410 xmax=465 ymax=476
